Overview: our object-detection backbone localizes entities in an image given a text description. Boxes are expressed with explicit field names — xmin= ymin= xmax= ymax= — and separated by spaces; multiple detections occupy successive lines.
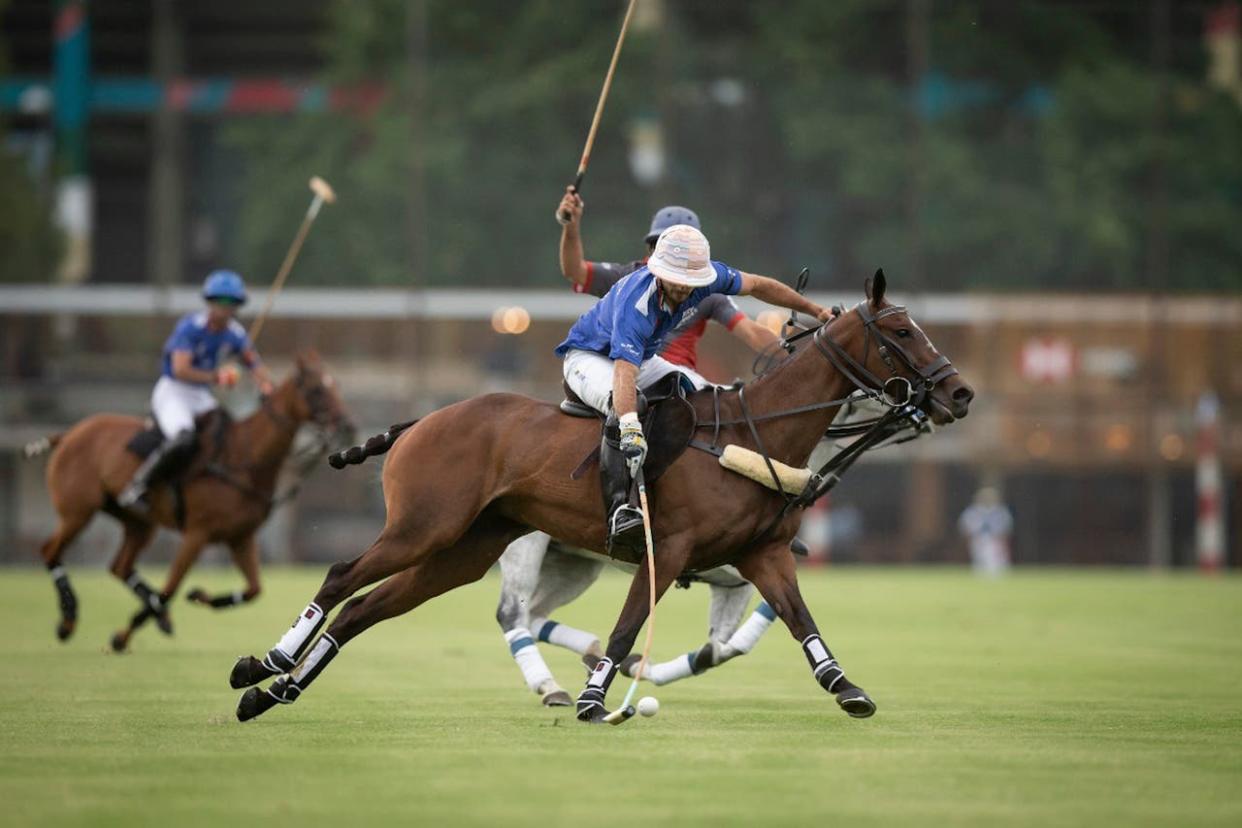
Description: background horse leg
xmin=528 ymin=543 xmax=607 ymax=670
xmin=38 ymin=508 xmax=94 ymax=642
xmin=496 ymin=532 xmax=570 ymax=706
xmin=736 ymin=542 xmax=876 ymax=719
xmin=105 ymin=520 xmax=159 ymax=652
xmin=236 ymin=517 xmax=524 ymax=722
xmin=626 ymin=580 xmax=762 ymax=686
xmin=189 ymin=535 xmax=262 ymax=609
xmin=576 ymin=539 xmax=689 ymax=723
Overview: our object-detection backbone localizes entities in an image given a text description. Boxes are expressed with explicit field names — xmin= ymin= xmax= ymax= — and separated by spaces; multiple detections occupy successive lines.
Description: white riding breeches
xmin=151 ymin=376 xmax=218 ymax=437
xmin=562 ymin=349 xmax=709 ymax=415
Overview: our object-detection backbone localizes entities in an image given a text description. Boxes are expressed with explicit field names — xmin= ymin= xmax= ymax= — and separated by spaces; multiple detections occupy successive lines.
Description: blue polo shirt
xmin=555 ymin=262 xmax=742 ymax=366
xmin=160 ymin=312 xmax=254 ymax=384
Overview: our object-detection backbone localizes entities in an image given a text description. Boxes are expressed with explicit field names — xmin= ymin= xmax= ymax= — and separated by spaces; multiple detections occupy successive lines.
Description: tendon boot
xmin=600 ymin=416 xmax=645 ymax=558
xmin=118 ymin=430 xmax=196 ymax=514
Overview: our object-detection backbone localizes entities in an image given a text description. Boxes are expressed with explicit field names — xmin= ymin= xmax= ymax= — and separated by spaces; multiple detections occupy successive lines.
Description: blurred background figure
xmin=959 ymin=487 xmax=1013 ymax=577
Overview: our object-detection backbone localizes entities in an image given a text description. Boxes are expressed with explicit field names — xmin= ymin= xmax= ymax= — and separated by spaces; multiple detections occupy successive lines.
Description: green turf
xmin=1 ymin=566 xmax=1240 ymax=827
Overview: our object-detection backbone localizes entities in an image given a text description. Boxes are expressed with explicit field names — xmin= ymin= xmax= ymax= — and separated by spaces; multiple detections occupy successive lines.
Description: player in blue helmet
xmin=117 ymin=270 xmax=274 ymax=513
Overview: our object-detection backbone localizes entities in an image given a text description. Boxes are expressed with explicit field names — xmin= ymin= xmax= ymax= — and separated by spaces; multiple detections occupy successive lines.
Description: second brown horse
xmin=28 ymin=352 xmax=353 ymax=651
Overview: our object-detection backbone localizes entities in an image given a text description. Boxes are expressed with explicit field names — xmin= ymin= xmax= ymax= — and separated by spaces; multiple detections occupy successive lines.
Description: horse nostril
xmin=953 ymin=386 xmax=974 ymax=403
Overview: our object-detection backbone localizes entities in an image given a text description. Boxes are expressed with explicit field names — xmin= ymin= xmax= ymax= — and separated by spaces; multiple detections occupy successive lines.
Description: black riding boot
xmin=600 ymin=415 xmax=645 ymax=557
xmin=118 ymin=430 xmax=197 ymax=513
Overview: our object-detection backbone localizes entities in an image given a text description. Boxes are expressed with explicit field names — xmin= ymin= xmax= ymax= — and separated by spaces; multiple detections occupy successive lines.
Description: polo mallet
xmin=556 ymin=0 xmax=638 ymax=225
xmin=247 ymin=176 xmax=337 ymax=345
xmin=603 ymin=464 xmax=658 ymax=725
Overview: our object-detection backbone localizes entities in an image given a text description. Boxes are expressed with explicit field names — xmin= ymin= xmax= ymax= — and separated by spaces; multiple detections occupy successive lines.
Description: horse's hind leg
xmin=528 ymin=544 xmax=607 ymax=669
xmin=189 ymin=535 xmax=261 ymax=609
xmin=236 ymin=517 xmax=524 ymax=722
xmin=496 ymin=532 xmax=568 ymax=706
xmin=106 ymin=520 xmax=163 ymax=652
xmin=38 ymin=509 xmax=94 ymax=642
xmin=735 ymin=541 xmax=875 ymax=719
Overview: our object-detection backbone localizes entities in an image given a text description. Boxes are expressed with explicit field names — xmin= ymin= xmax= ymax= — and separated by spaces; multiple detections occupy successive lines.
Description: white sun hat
xmin=647 ymin=224 xmax=716 ymax=287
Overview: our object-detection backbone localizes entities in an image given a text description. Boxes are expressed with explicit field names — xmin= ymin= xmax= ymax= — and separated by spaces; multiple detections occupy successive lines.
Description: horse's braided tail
xmin=23 ymin=433 xmax=63 ymax=459
xmin=327 ymin=420 xmax=418 ymax=469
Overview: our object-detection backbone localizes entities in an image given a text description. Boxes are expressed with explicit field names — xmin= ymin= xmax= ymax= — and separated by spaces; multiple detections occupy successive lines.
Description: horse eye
xmin=896 ymin=328 xmax=911 ymax=338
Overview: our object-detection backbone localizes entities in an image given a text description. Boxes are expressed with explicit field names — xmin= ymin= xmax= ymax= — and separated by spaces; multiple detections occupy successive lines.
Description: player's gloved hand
xmin=618 ymin=413 xmax=647 ymax=474
xmin=557 ymin=186 xmax=583 ymax=228
xmin=216 ymin=365 xmax=240 ymax=388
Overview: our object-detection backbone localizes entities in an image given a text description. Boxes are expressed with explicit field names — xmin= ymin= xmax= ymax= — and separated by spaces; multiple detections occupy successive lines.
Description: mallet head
xmin=309 ymin=176 xmax=337 ymax=204
xmin=603 ymin=705 xmax=636 ymax=726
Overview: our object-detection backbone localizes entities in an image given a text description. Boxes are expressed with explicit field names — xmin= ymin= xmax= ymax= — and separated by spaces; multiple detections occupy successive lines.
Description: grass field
xmin=1 ymin=565 xmax=1240 ymax=827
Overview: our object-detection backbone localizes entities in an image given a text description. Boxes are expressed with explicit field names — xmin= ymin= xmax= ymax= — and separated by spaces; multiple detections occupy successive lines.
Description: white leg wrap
xmin=505 ymin=627 xmax=555 ymax=693
xmin=645 ymin=653 xmax=696 ymax=686
xmin=802 ymin=633 xmax=845 ymax=692
xmin=269 ymin=602 xmax=325 ymax=670
xmin=291 ymin=634 xmax=338 ymax=684
xmin=535 ymin=619 xmax=600 ymax=656
xmin=725 ymin=602 xmax=777 ymax=655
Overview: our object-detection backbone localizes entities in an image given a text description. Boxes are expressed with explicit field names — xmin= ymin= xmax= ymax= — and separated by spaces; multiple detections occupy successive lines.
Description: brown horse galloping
xmin=230 ymin=272 xmax=973 ymax=723
xmin=28 ymin=352 xmax=353 ymax=650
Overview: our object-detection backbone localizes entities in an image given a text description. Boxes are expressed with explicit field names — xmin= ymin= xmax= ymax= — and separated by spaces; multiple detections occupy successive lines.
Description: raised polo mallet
xmin=556 ymin=0 xmax=638 ymax=225
xmin=603 ymin=464 xmax=659 ymax=726
xmin=247 ymin=176 xmax=337 ymax=345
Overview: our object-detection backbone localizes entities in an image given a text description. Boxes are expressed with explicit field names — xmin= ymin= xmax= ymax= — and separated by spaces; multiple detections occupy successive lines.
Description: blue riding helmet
xmin=644 ymin=205 xmax=701 ymax=245
xmin=202 ymin=270 xmax=248 ymax=305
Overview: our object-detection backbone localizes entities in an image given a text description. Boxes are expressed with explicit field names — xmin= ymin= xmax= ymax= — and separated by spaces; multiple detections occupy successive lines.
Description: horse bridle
xmin=812 ymin=301 xmax=958 ymax=410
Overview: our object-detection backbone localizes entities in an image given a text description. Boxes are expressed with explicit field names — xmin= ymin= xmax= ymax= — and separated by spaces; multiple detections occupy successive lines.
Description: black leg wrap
xmin=263 ymin=647 xmax=298 ymax=673
xmin=208 ymin=591 xmax=247 ymax=608
xmin=48 ymin=565 xmax=78 ymax=621
xmin=576 ymin=656 xmax=617 ymax=721
xmin=802 ymin=634 xmax=845 ymax=693
xmin=126 ymin=574 xmax=166 ymax=614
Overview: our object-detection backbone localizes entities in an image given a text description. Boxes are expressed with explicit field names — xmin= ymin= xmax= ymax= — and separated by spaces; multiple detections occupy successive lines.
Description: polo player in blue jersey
xmin=118 ymin=270 xmax=274 ymax=513
xmin=555 ymin=224 xmax=834 ymax=554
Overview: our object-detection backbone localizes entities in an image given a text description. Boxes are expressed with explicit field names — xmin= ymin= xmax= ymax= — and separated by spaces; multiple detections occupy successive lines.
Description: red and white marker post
xmin=1196 ymin=393 xmax=1224 ymax=573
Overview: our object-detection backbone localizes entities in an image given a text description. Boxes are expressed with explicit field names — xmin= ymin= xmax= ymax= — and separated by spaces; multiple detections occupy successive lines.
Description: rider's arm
xmin=244 ymin=352 xmax=275 ymax=394
xmin=171 ymin=350 xmax=223 ymax=385
xmin=557 ymin=188 xmax=589 ymax=288
xmin=738 ymin=272 xmax=832 ymax=322
xmin=730 ymin=316 xmax=780 ymax=352
xmin=611 ymin=359 xmax=640 ymax=419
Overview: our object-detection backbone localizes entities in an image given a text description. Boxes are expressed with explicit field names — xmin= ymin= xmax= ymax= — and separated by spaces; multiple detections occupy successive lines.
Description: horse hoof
xmin=55 ymin=620 xmax=75 ymax=642
xmin=577 ymin=706 xmax=611 ymax=724
xmin=618 ymin=653 xmax=641 ymax=678
xmin=581 ymin=652 xmax=602 ymax=673
xmin=236 ymin=687 xmax=278 ymax=722
xmin=155 ymin=614 xmax=174 ymax=636
xmin=110 ymin=632 xmax=129 ymax=653
xmin=836 ymin=687 xmax=876 ymax=719
xmin=230 ymin=655 xmax=277 ymax=690
xmin=541 ymin=690 xmax=573 ymax=707
xmin=187 ymin=588 xmax=208 ymax=605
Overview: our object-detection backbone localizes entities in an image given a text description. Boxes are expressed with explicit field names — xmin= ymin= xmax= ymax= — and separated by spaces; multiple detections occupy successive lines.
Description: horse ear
xmin=869 ymin=268 xmax=887 ymax=308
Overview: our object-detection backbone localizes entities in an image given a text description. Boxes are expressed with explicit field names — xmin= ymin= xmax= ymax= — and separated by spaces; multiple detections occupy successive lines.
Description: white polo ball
xmin=637 ymin=696 xmax=659 ymax=717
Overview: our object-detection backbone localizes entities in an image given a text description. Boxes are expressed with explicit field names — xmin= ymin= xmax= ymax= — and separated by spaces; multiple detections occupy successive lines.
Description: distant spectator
xmin=959 ymin=487 xmax=1013 ymax=576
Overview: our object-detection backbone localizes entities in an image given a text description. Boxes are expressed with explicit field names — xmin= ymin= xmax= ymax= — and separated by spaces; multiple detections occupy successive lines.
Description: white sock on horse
xmin=724 ymin=601 xmax=777 ymax=656
xmin=534 ymin=619 xmax=600 ymax=656
xmin=265 ymin=601 xmax=325 ymax=672
xmin=504 ymin=627 xmax=555 ymax=693
xmin=644 ymin=653 xmax=695 ymax=685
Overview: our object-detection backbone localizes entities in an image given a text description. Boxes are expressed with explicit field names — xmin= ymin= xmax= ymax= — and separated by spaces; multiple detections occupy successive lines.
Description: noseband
xmin=813 ymin=302 xmax=958 ymax=408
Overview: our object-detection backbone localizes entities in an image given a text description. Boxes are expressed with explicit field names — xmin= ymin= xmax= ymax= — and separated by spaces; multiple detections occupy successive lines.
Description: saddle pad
xmin=125 ymin=422 xmax=164 ymax=460
xmin=719 ymin=444 xmax=812 ymax=494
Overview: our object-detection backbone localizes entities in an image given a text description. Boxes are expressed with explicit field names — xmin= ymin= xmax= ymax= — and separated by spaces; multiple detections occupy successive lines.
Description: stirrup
xmin=117 ymin=483 xmax=149 ymax=510
xmin=607 ymin=506 xmax=646 ymax=556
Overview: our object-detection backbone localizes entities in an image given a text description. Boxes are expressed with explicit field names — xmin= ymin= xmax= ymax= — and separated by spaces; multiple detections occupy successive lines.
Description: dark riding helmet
xmin=202 ymin=270 xmax=248 ymax=305
xmin=644 ymin=206 xmax=701 ymax=246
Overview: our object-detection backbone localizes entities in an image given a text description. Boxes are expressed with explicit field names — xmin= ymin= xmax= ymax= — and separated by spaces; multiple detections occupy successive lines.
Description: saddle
xmin=125 ymin=409 xmax=231 ymax=475
xmin=563 ymin=373 xmax=698 ymax=485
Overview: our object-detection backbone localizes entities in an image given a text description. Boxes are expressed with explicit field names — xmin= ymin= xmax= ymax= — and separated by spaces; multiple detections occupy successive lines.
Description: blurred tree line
xmin=219 ymin=0 xmax=1242 ymax=292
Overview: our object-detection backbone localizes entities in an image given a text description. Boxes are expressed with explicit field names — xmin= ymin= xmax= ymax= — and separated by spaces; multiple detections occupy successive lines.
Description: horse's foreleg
xmin=237 ymin=517 xmax=522 ymax=722
xmin=189 ymin=535 xmax=261 ymax=609
xmin=736 ymin=542 xmax=875 ymax=719
xmin=576 ymin=543 xmax=686 ymax=723
xmin=496 ymin=532 xmax=569 ymax=706
xmin=626 ymin=581 xmax=763 ymax=686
